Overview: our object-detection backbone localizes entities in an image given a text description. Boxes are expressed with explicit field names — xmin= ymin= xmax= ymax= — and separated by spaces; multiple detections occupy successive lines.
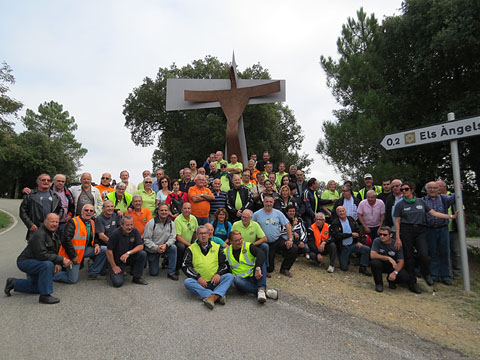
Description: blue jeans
xmin=147 ymin=244 xmax=177 ymax=275
xmin=184 ymin=273 xmax=234 ymax=299
xmin=233 ymin=263 xmax=267 ymax=294
xmin=109 ymin=250 xmax=147 ymax=287
xmin=339 ymin=243 xmax=370 ymax=271
xmin=258 ymin=242 xmax=269 ymax=268
xmin=15 ymin=259 xmax=55 ymax=295
xmin=426 ymin=226 xmax=451 ymax=281
xmin=53 ymin=245 xmax=107 ymax=284
xmin=196 ymin=217 xmax=209 ymax=226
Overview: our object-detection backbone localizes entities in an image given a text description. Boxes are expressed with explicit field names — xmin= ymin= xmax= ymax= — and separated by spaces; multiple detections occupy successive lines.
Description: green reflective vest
xmin=224 ymin=241 xmax=255 ymax=278
xmin=190 ymin=241 xmax=220 ymax=282
xmin=358 ymin=185 xmax=382 ymax=200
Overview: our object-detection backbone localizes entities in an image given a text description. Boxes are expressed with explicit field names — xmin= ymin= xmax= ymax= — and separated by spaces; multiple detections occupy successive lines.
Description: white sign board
xmin=380 ymin=116 xmax=480 ymax=150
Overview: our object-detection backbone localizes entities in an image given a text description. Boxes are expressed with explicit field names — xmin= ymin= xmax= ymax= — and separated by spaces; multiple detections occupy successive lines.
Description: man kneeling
xmin=224 ymin=231 xmax=278 ymax=303
xmin=370 ymin=226 xmax=409 ymax=292
xmin=106 ymin=216 xmax=148 ymax=287
xmin=182 ymin=225 xmax=233 ymax=309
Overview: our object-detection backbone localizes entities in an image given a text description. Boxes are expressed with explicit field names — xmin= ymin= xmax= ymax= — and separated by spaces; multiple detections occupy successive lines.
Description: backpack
xmin=170 ymin=192 xmax=185 ymax=215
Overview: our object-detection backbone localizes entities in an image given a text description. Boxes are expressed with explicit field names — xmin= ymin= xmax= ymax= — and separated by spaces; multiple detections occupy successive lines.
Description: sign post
xmin=380 ymin=114 xmax=475 ymax=291
xmin=447 ymin=113 xmax=470 ymax=291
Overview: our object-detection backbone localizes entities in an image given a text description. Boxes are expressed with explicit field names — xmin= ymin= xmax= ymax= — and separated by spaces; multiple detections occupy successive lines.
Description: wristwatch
xmin=255 ymin=267 xmax=261 ymax=271
xmin=127 ymin=251 xmax=131 ymax=255
xmin=393 ymin=271 xmax=398 ymax=275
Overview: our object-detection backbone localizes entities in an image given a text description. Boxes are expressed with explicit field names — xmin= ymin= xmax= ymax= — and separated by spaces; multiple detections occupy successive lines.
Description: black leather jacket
xmin=19 ymin=189 xmax=63 ymax=239
xmin=226 ymin=186 xmax=254 ymax=221
xmin=17 ymin=224 xmax=64 ymax=264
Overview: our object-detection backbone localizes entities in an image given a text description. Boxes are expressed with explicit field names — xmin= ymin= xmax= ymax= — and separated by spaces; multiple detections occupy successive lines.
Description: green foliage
xmin=317 ymin=0 xmax=480 ymax=207
xmin=21 ymin=101 xmax=87 ymax=172
xmin=0 ymin=212 xmax=11 ymax=228
xmin=0 ymin=62 xmax=22 ymax=132
xmin=123 ymin=56 xmax=312 ymax=176
xmin=0 ymin=91 xmax=87 ymax=196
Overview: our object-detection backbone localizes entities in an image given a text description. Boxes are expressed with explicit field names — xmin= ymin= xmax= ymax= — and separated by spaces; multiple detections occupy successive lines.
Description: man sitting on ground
xmin=330 ymin=206 xmax=371 ymax=276
xmin=224 ymin=231 xmax=278 ymax=303
xmin=182 ymin=225 xmax=234 ymax=309
xmin=307 ymin=213 xmax=338 ymax=273
xmin=54 ymin=204 xmax=107 ymax=283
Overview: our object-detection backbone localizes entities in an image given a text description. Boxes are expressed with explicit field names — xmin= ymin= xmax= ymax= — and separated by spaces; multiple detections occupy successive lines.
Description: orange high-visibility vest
xmin=58 ymin=217 xmax=95 ymax=262
xmin=311 ymin=221 xmax=329 ymax=249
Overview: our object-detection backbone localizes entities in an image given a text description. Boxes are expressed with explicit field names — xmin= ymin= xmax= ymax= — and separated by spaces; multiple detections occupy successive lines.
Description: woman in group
xmin=394 ymin=181 xmax=457 ymax=294
xmin=284 ymin=204 xmax=309 ymax=258
xmin=274 ymin=185 xmax=292 ymax=214
xmin=260 ymin=180 xmax=279 ymax=204
xmin=267 ymin=173 xmax=278 ymax=192
xmin=155 ymin=175 xmax=172 ymax=207
xmin=136 ymin=176 xmax=156 ymax=215
xmin=210 ymin=208 xmax=232 ymax=242
xmin=281 ymin=175 xmax=290 ymax=189
xmin=321 ymin=180 xmax=340 ymax=223
xmin=165 ymin=179 xmax=188 ymax=220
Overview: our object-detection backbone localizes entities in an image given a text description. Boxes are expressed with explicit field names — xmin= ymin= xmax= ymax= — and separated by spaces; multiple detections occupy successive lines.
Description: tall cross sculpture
xmin=166 ymin=54 xmax=286 ymax=165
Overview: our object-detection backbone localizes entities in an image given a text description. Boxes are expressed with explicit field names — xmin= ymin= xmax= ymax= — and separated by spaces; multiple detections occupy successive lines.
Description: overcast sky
xmin=1 ymin=0 xmax=402 ymax=186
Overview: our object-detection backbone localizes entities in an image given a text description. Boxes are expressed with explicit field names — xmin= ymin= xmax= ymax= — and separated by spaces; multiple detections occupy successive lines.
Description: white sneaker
xmin=257 ymin=289 xmax=267 ymax=303
xmin=266 ymin=288 xmax=278 ymax=300
xmin=327 ymin=265 xmax=334 ymax=273
xmin=305 ymin=254 xmax=310 ymax=260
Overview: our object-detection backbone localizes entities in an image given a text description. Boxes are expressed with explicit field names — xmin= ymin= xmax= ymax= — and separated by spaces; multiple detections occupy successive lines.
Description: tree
xmin=0 ymin=101 xmax=87 ymax=197
xmin=123 ymin=56 xmax=311 ymax=176
xmin=318 ymin=1 xmax=480 ymax=196
xmin=0 ymin=62 xmax=22 ymax=132
xmin=21 ymin=101 xmax=88 ymax=172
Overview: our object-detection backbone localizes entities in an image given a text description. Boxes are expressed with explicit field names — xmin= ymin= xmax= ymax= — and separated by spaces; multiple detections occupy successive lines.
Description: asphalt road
xmin=0 ymin=199 xmax=467 ymax=359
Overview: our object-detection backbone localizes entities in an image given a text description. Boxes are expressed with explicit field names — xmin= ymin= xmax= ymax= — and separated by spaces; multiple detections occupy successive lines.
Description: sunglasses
xmin=101 ymin=177 xmax=110 ymax=180
xmin=401 ymin=188 xmax=411 ymax=192
xmin=144 ymin=181 xmax=152 ymax=184
xmin=379 ymin=233 xmax=390 ymax=237
xmin=39 ymin=179 xmax=51 ymax=182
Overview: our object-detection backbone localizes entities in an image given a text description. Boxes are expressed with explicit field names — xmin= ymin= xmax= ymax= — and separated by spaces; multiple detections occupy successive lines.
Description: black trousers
xmin=400 ymin=223 xmax=430 ymax=284
xmin=176 ymin=242 xmax=187 ymax=271
xmin=370 ymin=259 xmax=409 ymax=286
xmin=307 ymin=240 xmax=338 ymax=266
xmin=267 ymin=238 xmax=298 ymax=272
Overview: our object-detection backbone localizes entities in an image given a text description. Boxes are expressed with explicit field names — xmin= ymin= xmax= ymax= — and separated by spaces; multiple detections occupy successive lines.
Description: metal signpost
xmin=380 ymin=113 xmax=477 ymax=291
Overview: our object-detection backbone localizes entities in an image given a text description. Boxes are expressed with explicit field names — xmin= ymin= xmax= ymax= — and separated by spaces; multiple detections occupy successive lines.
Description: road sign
xmin=380 ymin=116 xmax=480 ymax=150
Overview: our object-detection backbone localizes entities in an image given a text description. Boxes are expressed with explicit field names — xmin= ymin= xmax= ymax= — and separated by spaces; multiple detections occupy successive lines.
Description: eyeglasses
xmin=392 ymin=184 xmax=401 ymax=187
xmin=39 ymin=179 xmax=51 ymax=182
xmin=161 ymin=180 xmax=168 ymax=183
xmin=83 ymin=209 xmax=94 ymax=213
xmin=101 ymin=177 xmax=110 ymax=180
xmin=144 ymin=181 xmax=152 ymax=184
xmin=379 ymin=233 xmax=390 ymax=237
xmin=401 ymin=187 xmax=410 ymax=192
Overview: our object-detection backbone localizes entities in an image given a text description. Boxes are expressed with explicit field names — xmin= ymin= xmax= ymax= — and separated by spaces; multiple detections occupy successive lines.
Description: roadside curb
xmin=0 ymin=208 xmax=18 ymax=236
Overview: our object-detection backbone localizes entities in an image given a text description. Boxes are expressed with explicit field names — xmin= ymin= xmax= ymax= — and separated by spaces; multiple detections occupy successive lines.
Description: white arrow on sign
xmin=380 ymin=116 xmax=480 ymax=150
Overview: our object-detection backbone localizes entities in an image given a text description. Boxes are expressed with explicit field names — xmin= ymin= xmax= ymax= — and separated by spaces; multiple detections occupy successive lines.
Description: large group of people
xmin=5 ymin=150 xmax=460 ymax=307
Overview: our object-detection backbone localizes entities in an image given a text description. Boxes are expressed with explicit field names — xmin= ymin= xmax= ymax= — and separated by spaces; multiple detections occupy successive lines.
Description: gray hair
xmin=116 ymin=182 xmax=126 ymax=190
xmin=103 ymin=200 xmax=114 ymax=208
xmin=120 ymin=215 xmax=133 ymax=224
